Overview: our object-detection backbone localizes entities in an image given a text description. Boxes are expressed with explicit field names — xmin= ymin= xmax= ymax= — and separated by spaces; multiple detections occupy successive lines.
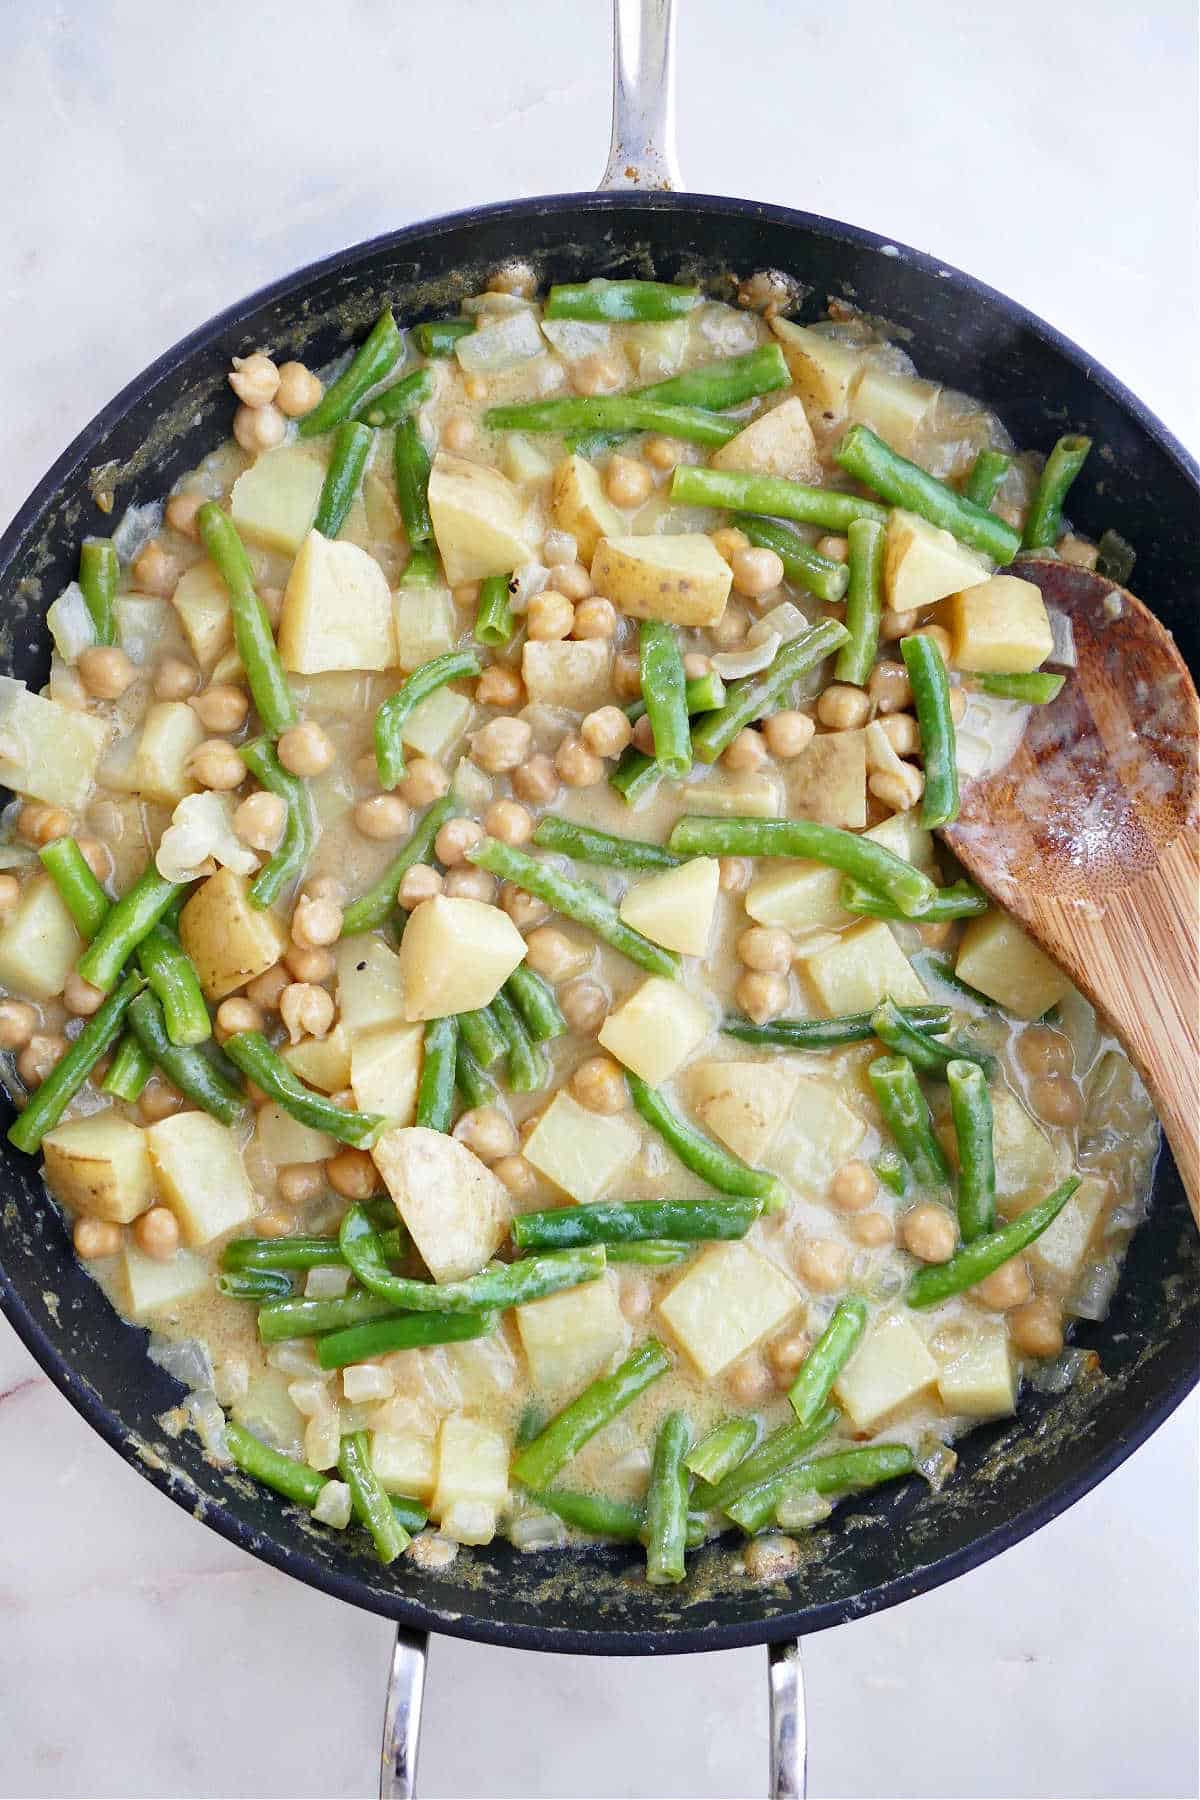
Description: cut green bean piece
xmin=1023 ymin=435 xmax=1092 ymax=550
xmin=39 ymin=838 xmax=109 ymax=937
xmin=668 ymin=816 xmax=937 ymax=918
xmin=8 ymin=972 xmax=144 ymax=1153
xmin=640 ymin=344 xmax=790 ymax=409
xmin=218 ymin=1268 xmax=293 ymax=1301
xmin=1096 ymin=529 xmax=1136 ymax=585
xmin=735 ymin=516 xmax=850 ymax=604
xmin=455 ymin=1040 xmax=499 ymax=1111
xmin=474 ymin=572 xmax=515 ymax=647
xmin=606 ymin=1240 xmax=692 ymax=1266
xmin=224 ymin=1419 xmax=326 ymax=1507
xmin=684 ymin=670 xmax=727 ymax=713
xmin=870 ymin=998 xmax=994 ymax=1080
xmin=136 ymin=924 xmax=211 ymax=1047
xmin=730 ymin=1444 xmax=915 ymax=1535
xmin=836 ymin=517 xmax=884 ymax=686
xmin=76 ymin=863 xmax=185 ymax=993
xmin=224 ymin=1032 xmax=386 ymax=1148
xmin=375 ymin=649 xmax=481 ymax=788
xmin=912 ymin=951 xmax=1000 ymax=1013
xmin=342 ymin=794 xmax=461 ymax=934
xmin=976 ymin=672 xmax=1065 ymax=705
xmin=413 ymin=318 xmax=473 ymax=357
xmin=835 ymin=425 xmax=1020 ymax=564
xmin=224 ymin=1232 xmax=403 ymax=1273
xmin=389 ymin=1495 xmax=429 ymax=1535
xmin=457 ymin=1005 xmax=507 ymax=1068
xmin=393 ymin=414 xmax=433 ymax=548
xmin=546 ymin=279 xmax=700 ymax=322
xmin=197 ymin=503 xmax=297 ymax=737
xmin=467 ymin=837 xmax=679 ymax=979
xmin=608 ymin=746 xmax=662 ymax=808
xmin=505 ymin=965 xmax=566 ymax=1044
xmin=684 ymin=1418 xmax=757 ymax=1488
xmin=513 ymin=1196 xmax=761 ymax=1251
xmin=399 ymin=545 xmax=440 ymax=587
xmin=239 ymin=737 xmax=316 ymax=909
xmin=416 ymin=1016 xmax=458 ymax=1131
xmin=355 ymin=365 xmax=435 ymax=428
xmin=127 ymin=992 xmax=248 ymax=1126
xmin=486 ymin=396 xmax=739 ymax=448
xmin=524 ymin=1487 xmax=644 ymax=1540
xmin=640 ymin=619 xmax=691 ymax=777
xmin=671 ymin=465 xmax=888 ymax=532
xmin=299 ymin=309 xmax=403 ymax=438
xmin=909 ymin=1176 xmax=1081 ymax=1308
xmin=723 ymin=1004 xmax=951 ymax=1049
xmin=645 ymin=1412 xmax=691 ymax=1584
xmin=787 ymin=1297 xmax=867 ymax=1427
xmin=340 ymin=1204 xmax=607 ymax=1313
xmin=532 ymin=815 xmax=681 ymax=873
xmin=338 ymin=1430 xmax=410 ymax=1563
xmin=78 ymin=539 xmax=118 ymax=646
xmin=257 ymin=1290 xmax=406 ymax=1343
xmin=690 ymin=621 xmax=849 ymax=763
xmin=627 ymin=1073 xmax=786 ymax=1210
xmin=312 ymin=420 xmax=373 ymax=539
xmin=946 ymin=1059 xmax=996 ymax=1242
xmin=842 ymin=879 xmax=987 ymax=923
xmin=901 ymin=634 xmax=959 ymax=829
xmin=868 ymin=1055 xmax=951 ymax=1191
xmin=703 ymin=1405 xmax=839 ymax=1514
xmin=101 ymin=1033 xmax=154 ymax=1103
xmin=963 ymin=450 xmax=1012 ymax=510
xmin=316 ymin=1309 xmax=498 ymax=1371
xmin=512 ymin=1340 xmax=672 ymax=1489
xmin=873 ymin=1149 xmax=908 ymax=1197
xmin=489 ymin=986 xmax=547 ymax=1092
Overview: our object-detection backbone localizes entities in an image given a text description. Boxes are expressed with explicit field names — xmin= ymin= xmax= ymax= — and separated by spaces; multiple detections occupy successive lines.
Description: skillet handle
xmin=598 ymin=0 xmax=682 ymax=190
xmin=768 ymin=1639 xmax=807 ymax=1798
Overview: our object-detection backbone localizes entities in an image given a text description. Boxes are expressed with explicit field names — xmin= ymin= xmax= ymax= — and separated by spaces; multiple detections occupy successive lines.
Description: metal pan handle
xmin=379 ymin=1625 xmax=806 ymax=1798
xmin=598 ymin=0 xmax=682 ymax=190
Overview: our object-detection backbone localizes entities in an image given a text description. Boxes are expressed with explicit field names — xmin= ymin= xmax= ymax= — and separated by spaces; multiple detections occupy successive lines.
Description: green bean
xmin=223 ymin=1032 xmax=386 ymax=1148
xmin=523 ymin=1487 xmax=645 ymax=1540
xmin=732 ymin=1444 xmax=915 ymax=1535
xmin=393 ymin=414 xmax=433 ymax=548
xmin=257 ymin=1290 xmax=406 ymax=1343
xmin=873 ymin=1149 xmax=908 ymax=1197
xmin=867 ymin=1055 xmax=951 ymax=1191
xmin=512 ymin=1340 xmax=672 ymax=1488
xmin=841 ymin=879 xmax=987 ymax=923
xmin=7 ymin=972 xmax=144 ymax=1153
xmin=486 ymin=396 xmax=739 ymax=448
xmin=399 ymin=545 xmax=440 ymax=587
xmin=608 ymin=746 xmax=662 ymax=808
xmin=564 ymin=429 xmax=630 ymax=459
xmin=467 ymin=837 xmax=679 ymax=979
xmin=908 ymin=1175 xmax=1080 ymax=1308
xmin=787 ymin=1297 xmax=867 ymax=1426
xmin=196 ymin=503 xmax=297 ymax=735
xmin=722 ymin=1004 xmax=951 ymax=1049
xmin=963 ymin=450 xmax=1012 ymax=510
xmin=316 ymin=1309 xmax=499 ymax=1371
xmin=224 ymin=1232 xmax=403 ymax=1273
xmin=670 ymin=465 xmax=888 ymax=532
xmin=532 ymin=815 xmax=680 ymax=873
xmin=374 ymin=649 xmax=481 ymax=788
xmin=504 ymin=965 xmax=566 ymax=1044
xmin=457 ymin=1005 xmax=506 ymax=1068
xmin=641 ymin=344 xmax=790 ymax=409
xmin=389 ymin=1495 xmax=429 ymax=1536
xmin=1096 ymin=528 xmax=1136 ymax=585
xmin=355 ymin=365 xmax=435 ymax=428
xmin=127 ymin=992 xmax=248 ymax=1126
xmin=702 ymin=1405 xmax=839 ymax=1514
xmin=1023 ymin=435 xmax=1092 ymax=550
xmin=218 ymin=1268 xmax=293 ymax=1301
xmin=489 ymin=986 xmax=547 ymax=1092
xmin=835 ymin=517 xmax=885 ymax=686
xmin=684 ymin=670 xmax=726 ymax=713
xmin=639 ymin=619 xmax=691 ymax=777
xmin=342 ymin=793 xmax=461 ymax=933
xmin=299 ymin=309 xmax=403 ymax=438
xmin=645 ymin=1412 xmax=691 ymax=1584
xmin=101 ymin=1033 xmax=154 ymax=1103
xmin=627 ymin=1073 xmax=786 ymax=1210
xmin=513 ymin=1196 xmax=761 ymax=1251
xmin=310 ymin=420 xmax=373 ymax=541
xmin=238 ymin=737 xmax=316 ymax=909
xmin=834 ymin=425 xmax=1020 ymax=564
xmin=473 ymin=572 xmax=515 ymax=648
xmin=689 ymin=622 xmax=850 ymax=763
xmin=413 ymin=317 xmax=473 ymax=358
xmin=734 ymin=517 xmax=850 ymax=604
xmin=546 ymin=279 xmax=700 ymax=322
xmin=338 ymin=1430 xmax=410 ymax=1563
xmin=901 ymin=634 xmax=959 ymax=829
xmin=912 ymin=950 xmax=1000 ymax=1013
xmin=684 ymin=1418 xmax=757 ymax=1488
xmin=606 ymin=1240 xmax=692 ymax=1266
xmin=946 ymin=1059 xmax=996 ymax=1242
xmin=76 ymin=863 xmax=185 ymax=993
xmin=39 ymin=838 xmax=109 ymax=937
xmin=136 ymin=924 xmax=211 ymax=1047
xmin=416 ymin=1016 xmax=458 ymax=1131
xmin=78 ymin=539 xmax=118 ymax=646
xmin=455 ymin=1040 xmax=499 ymax=1108
xmin=976 ymin=672 xmax=1065 ymax=704
xmin=340 ymin=1204 xmax=607 ymax=1313
xmin=224 ymin=1419 xmax=326 ymax=1507
xmin=668 ymin=816 xmax=938 ymax=918
xmin=870 ymin=998 xmax=994 ymax=1080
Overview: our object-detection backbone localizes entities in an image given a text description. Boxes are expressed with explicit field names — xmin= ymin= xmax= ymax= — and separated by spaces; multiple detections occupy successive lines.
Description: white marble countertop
xmin=1 ymin=3 xmax=1197 ymax=1796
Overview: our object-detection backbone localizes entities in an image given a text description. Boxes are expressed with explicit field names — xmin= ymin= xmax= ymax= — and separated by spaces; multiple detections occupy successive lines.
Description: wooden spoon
xmin=943 ymin=557 xmax=1199 ymax=1224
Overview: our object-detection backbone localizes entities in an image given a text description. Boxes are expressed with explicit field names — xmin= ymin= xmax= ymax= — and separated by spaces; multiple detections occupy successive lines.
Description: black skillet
xmin=0 ymin=3 xmax=1196 ymax=1794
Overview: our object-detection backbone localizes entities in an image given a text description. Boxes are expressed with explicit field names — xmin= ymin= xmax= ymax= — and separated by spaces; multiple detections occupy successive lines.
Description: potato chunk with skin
xmin=848 ymin=366 xmax=940 ymax=457
xmin=398 ymin=896 xmax=526 ymax=1020
xmin=522 ymin=639 xmax=614 ymax=713
xmin=591 ymin=534 xmax=732 ymax=628
xmin=710 ymin=397 xmax=821 ymax=483
xmin=282 ymin=1022 xmax=352 ymax=1093
xmin=1025 ymin=1174 xmax=1108 ymax=1291
xmin=371 ymin=1127 xmax=511 ymax=1282
xmin=0 ymin=677 xmax=113 ymax=810
xmin=679 ymin=772 xmax=783 ymax=818
xmin=230 ymin=444 xmax=324 ymax=555
xmin=517 ymin=1276 xmax=626 ymax=1397
xmin=335 ymin=937 xmax=408 ymax=1037
xmin=254 ymin=1103 xmax=336 ymax=1167
xmin=350 ymin=1023 xmax=424 ymax=1126
xmin=834 ymin=1310 xmax=938 ymax=1430
xmin=428 ymin=452 xmax=536 ymax=585
xmin=769 ymin=318 xmax=865 ymax=422
xmin=775 ymin=1075 xmax=867 ymax=1196
xmin=146 ymin=1112 xmax=257 ymax=1245
xmin=279 ymin=531 xmax=395 ymax=674
xmin=658 ymin=1242 xmax=800 ymax=1380
xmin=885 ymin=509 xmax=991 ymax=613
xmin=598 ymin=977 xmax=712 ymax=1086
xmin=786 ymin=729 xmax=867 ymax=829
xmin=746 ymin=809 xmax=934 ymax=934
xmin=684 ymin=1060 xmax=798 ymax=1164
xmin=0 ymin=874 xmax=83 ymax=1001
xmin=955 ymin=910 xmax=1070 ymax=1019
xmin=551 ymin=454 xmax=626 ymax=562
xmin=943 ymin=574 xmax=1054 ymax=674
xmin=43 ymin=1117 xmax=155 ymax=1223
xmin=522 ymin=1091 xmax=639 ymax=1204
xmin=120 ymin=1242 xmax=208 ymax=1321
xmin=618 ymin=857 xmax=719 ymax=956
xmin=100 ymin=701 xmax=207 ymax=807
xmin=936 ymin=1324 xmax=1016 ymax=1418
xmin=179 ymin=867 xmax=288 ymax=1002
xmin=805 ymin=919 xmax=928 ymax=1016
xmin=171 ymin=562 xmax=234 ymax=670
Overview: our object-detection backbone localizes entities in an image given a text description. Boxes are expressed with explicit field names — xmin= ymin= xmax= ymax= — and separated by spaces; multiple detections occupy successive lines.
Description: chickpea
xmin=74 ymin=1217 xmax=122 ymax=1260
xmin=280 ymin=982 xmax=335 ymax=1043
xmin=233 ymin=402 xmax=286 ymax=454
xmin=731 ymin=546 xmax=784 ymax=599
xmin=868 ymin=661 xmax=913 ymax=714
xmin=917 ymin=920 xmax=956 ymax=950
xmin=229 ymin=352 xmax=279 ymax=407
xmin=722 ymin=727 xmax=768 ymax=773
xmin=443 ymin=868 xmax=496 ymax=903
xmin=571 ymin=597 xmax=617 ymax=640
xmin=493 ymin=1154 xmax=537 ymax=1199
xmin=476 ymin=665 xmax=524 ymax=708
xmin=850 ymin=1210 xmax=894 ymax=1247
xmin=880 ymin=607 xmax=920 ymax=641
xmin=619 ymin=1274 xmax=653 ymax=1324
xmin=472 ymin=717 xmax=532 ymax=774
xmin=511 ymin=753 xmax=559 ymax=806
xmin=164 ymin=490 xmax=205 ymax=539
xmin=559 ymin=978 xmax=608 ymax=1036
xmin=711 ymin=602 xmax=748 ymax=648
xmin=815 ymin=535 xmax=850 ymax=563
xmin=278 ymin=722 xmax=335 ymax=779
xmin=605 ymin=455 xmax=654 ymax=508
xmin=0 ymin=999 xmax=37 ymax=1050
xmin=711 ymin=526 xmax=750 ymax=564
xmin=397 ymin=865 xmax=443 ymax=908
xmin=291 ymin=894 xmax=342 ymax=949
xmin=735 ymin=971 xmax=789 ymax=1024
xmin=435 ymin=818 xmax=484 ymax=867
xmin=0 ymin=875 xmax=20 ymax=917
xmin=682 ymin=652 xmax=712 ymax=680
xmin=631 ymin=714 xmax=655 ymax=755
xmin=762 ymin=710 xmax=815 ymax=759
xmin=484 ymin=800 xmax=533 ymax=846
xmin=78 ymin=646 xmax=135 ymax=701
xmin=154 ymin=655 xmax=201 ymax=701
xmin=17 ymin=1033 xmax=67 ymax=1087
xmin=642 ymin=435 xmax=683 ymax=471
xmin=63 ymin=972 xmax=105 ymax=1018
xmin=571 ymin=1055 xmax=628 ymax=1114
xmin=277 ymin=1162 xmax=325 ymax=1207
xmin=719 ymin=856 xmax=752 ymax=893
xmin=548 ymin=562 xmax=593 ymax=601
xmin=877 ymin=713 xmax=920 ymax=757
xmin=767 ymin=1333 xmax=809 ymax=1382
xmin=912 ymin=623 xmax=952 ymax=663
xmin=453 ymin=583 xmax=481 ymax=612
xmin=137 ymin=1076 xmax=185 ymax=1123
xmin=214 ymin=997 xmax=265 ymax=1043
xmin=817 ymin=684 xmax=872 ymax=731
xmin=191 ymin=684 xmax=250 ymax=734
xmin=830 ymin=1160 xmax=876 ymax=1212
xmin=134 ymin=1206 xmax=181 ymax=1261
xmin=229 ymin=791 xmax=285 ymax=855
xmin=401 ymin=757 xmax=450 ymax=806
xmin=526 ymin=590 xmax=575 ymax=641
xmin=257 ymin=585 xmax=284 ymax=629
xmin=131 ymin=539 xmax=176 ymax=597
xmin=499 ymin=882 xmax=548 ymax=931
xmin=612 ymin=652 xmax=642 ymax=699
xmin=797 ymin=1238 xmax=851 ymax=1293
xmin=275 ymin=362 xmax=324 ymax=418
xmin=727 ymin=1356 xmax=773 ymax=1407
xmin=188 ymin=739 xmax=246 ymax=791
xmin=452 ymin=1106 xmax=518 ymax=1164
xmin=17 ymin=804 xmax=70 ymax=847
xmin=869 ymin=765 xmax=925 ymax=812
xmin=1016 ymin=1025 xmax=1073 ymax=1079
xmin=245 ymin=964 xmax=291 ymax=1011
xmin=326 ymin=1148 xmax=380 ymax=1200
xmin=571 ymin=350 xmax=625 ymax=396
xmin=441 ymin=413 xmax=475 ymax=454
xmin=555 ymin=735 xmax=604 ymax=788
xmin=525 ymin=926 xmax=588 ymax=981
xmin=948 ymin=686 xmax=967 ymax=723
xmin=254 ymin=1208 xmax=295 ymax=1239
xmin=284 ymin=946 xmax=334 ymax=985
xmin=974 ymin=1256 xmax=1034 ymax=1311
xmin=1008 ymin=1297 xmax=1065 ymax=1359
xmin=901 ymin=1201 xmax=958 ymax=1263
xmin=737 ymin=926 xmax=792 ymax=973
xmin=1029 ymin=1075 xmax=1083 ymax=1126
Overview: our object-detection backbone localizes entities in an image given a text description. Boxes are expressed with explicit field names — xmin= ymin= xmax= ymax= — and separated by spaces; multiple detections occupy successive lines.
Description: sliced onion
xmin=1046 ymin=606 xmax=1077 ymax=668
xmin=341 ymin=1363 xmax=395 ymax=1404
xmin=266 ymin=1339 xmax=322 ymax=1378
xmin=149 ymin=1335 xmax=214 ymax=1391
xmin=156 ymin=791 xmax=257 ymax=883
xmin=540 ymin=319 xmax=613 ymax=361
xmin=47 ymin=582 xmax=97 ymax=664
xmin=1027 ymin=1347 xmax=1097 ymax=1394
xmin=748 ymin=601 xmax=810 ymax=647
xmin=774 ymin=1488 xmax=833 ymax=1531
xmin=313 ymin=1480 xmax=352 ymax=1528
xmin=695 ymin=302 xmax=759 ymax=356
xmin=510 ymin=1510 xmax=569 ymax=1551
xmin=914 ymin=1434 xmax=958 ymax=1492
xmin=713 ymin=634 xmax=779 ymax=679
xmin=1069 ymin=1258 xmax=1120 ymax=1321
xmin=185 ymin=1389 xmax=231 ymax=1464
xmin=462 ymin=292 xmax=534 ymax=319
xmin=542 ymin=530 xmax=577 ymax=567
xmin=112 ymin=501 xmax=161 ymax=565
xmin=304 ymin=1264 xmax=353 ymax=1300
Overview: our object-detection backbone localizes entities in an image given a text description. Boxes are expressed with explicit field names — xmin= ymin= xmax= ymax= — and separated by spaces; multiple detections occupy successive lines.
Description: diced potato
xmin=745 ymin=809 xmax=934 ymax=934
xmin=335 ymin=936 xmax=408 ymax=1036
xmin=769 ymin=318 xmax=865 ymax=421
xmin=350 ymin=1023 xmax=424 ymax=1125
xmin=282 ymin=1022 xmax=352 ymax=1093
xmin=1025 ymin=1175 xmax=1108 ymax=1290
xmin=399 ymin=896 xmax=525 ymax=1020
xmin=521 ymin=639 xmax=614 ymax=713
xmin=598 ymin=977 xmax=711 ymax=1085
xmin=179 ymin=867 xmax=288 ymax=1002
xmin=522 ymin=1091 xmax=639 ymax=1204
xmin=658 ymin=1242 xmax=800 ymax=1379
xmin=171 ymin=561 xmax=234 ymax=669
xmin=432 ymin=1415 xmax=509 ymax=1522
xmin=624 ymin=319 xmax=688 ymax=380
xmin=254 ymin=1102 xmax=336 ymax=1167
xmin=591 ymin=533 xmax=732 ymax=628
xmin=400 ymin=685 xmax=474 ymax=760
xmin=443 ymin=1333 xmax=519 ymax=1408
xmin=848 ymin=366 xmax=940 ymax=456
xmin=775 ymin=1076 xmax=867 ymax=1196
xmin=502 ymin=435 xmax=555 ymax=486
xmin=943 ymin=574 xmax=1054 ymax=674
xmin=278 ymin=530 xmax=394 ymax=674
xmin=989 ymin=1091 xmax=1063 ymax=1210
xmin=230 ymin=444 xmax=324 ymax=554
xmin=371 ymin=1430 xmax=437 ymax=1500
xmin=679 ymin=773 xmax=783 ymax=818
xmin=684 ymin=1060 xmax=798 ymax=1163
xmin=787 ymin=729 xmax=867 ymax=829
xmin=0 ymin=875 xmax=83 ymax=1001
xmin=428 ymin=452 xmax=535 ymax=585
xmin=371 ymin=1127 xmax=511 ymax=1282
xmin=709 ymin=397 xmax=821 ymax=483
xmin=618 ymin=857 xmax=719 ymax=956
xmin=805 ymin=919 xmax=928 ymax=1016
xmin=114 ymin=596 xmax=171 ymax=664
xmin=937 ymin=1324 xmax=1016 ymax=1417
xmin=100 ymin=701 xmax=207 ymax=806
xmin=120 ymin=1242 xmax=208 ymax=1320
xmin=955 ymin=911 xmax=1070 ymax=1019
xmin=146 ymin=1112 xmax=257 ymax=1245
xmin=885 ymin=509 xmax=991 ymax=613
xmin=551 ymin=454 xmax=626 ymax=562
xmin=393 ymin=584 xmax=458 ymax=672
xmin=0 ymin=677 xmax=112 ymax=809
xmin=833 ymin=1310 xmax=938 ymax=1429
xmin=517 ymin=1276 xmax=626 ymax=1396
xmin=42 ymin=1116 xmax=154 ymax=1223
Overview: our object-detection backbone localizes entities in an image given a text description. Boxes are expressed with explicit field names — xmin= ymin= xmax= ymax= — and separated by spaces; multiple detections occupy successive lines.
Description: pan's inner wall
xmin=1 ymin=194 xmax=1196 ymax=1653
